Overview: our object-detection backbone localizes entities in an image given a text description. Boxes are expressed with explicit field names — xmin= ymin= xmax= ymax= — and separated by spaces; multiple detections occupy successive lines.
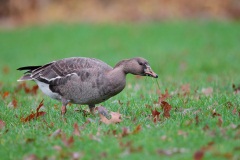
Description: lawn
xmin=0 ymin=21 xmax=240 ymax=160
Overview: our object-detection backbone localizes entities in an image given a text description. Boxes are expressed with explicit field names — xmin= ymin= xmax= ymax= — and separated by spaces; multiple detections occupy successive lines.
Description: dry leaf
xmin=100 ymin=111 xmax=122 ymax=125
xmin=202 ymin=87 xmax=213 ymax=96
xmin=132 ymin=124 xmax=141 ymax=134
xmin=24 ymin=154 xmax=39 ymax=160
xmin=2 ymin=91 xmax=9 ymax=99
xmin=50 ymin=129 xmax=62 ymax=138
xmin=194 ymin=150 xmax=204 ymax=160
xmin=12 ymin=98 xmax=18 ymax=108
xmin=62 ymin=134 xmax=74 ymax=147
xmin=181 ymin=84 xmax=190 ymax=96
xmin=21 ymin=100 xmax=46 ymax=122
xmin=121 ymin=127 xmax=130 ymax=137
xmin=161 ymin=101 xmax=172 ymax=118
xmin=151 ymin=108 xmax=161 ymax=123
xmin=217 ymin=117 xmax=223 ymax=127
xmin=73 ymin=123 xmax=81 ymax=136
xmin=0 ymin=120 xmax=6 ymax=130
xmin=158 ymin=89 xmax=170 ymax=103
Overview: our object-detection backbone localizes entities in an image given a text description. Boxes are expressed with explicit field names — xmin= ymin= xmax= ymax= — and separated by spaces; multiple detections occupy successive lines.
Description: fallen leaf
xmin=12 ymin=98 xmax=18 ymax=108
xmin=24 ymin=154 xmax=39 ymax=160
xmin=202 ymin=87 xmax=213 ymax=96
xmin=15 ymin=82 xmax=39 ymax=95
xmin=151 ymin=108 xmax=161 ymax=123
xmin=132 ymin=124 xmax=141 ymax=134
xmin=73 ymin=123 xmax=81 ymax=136
xmin=195 ymin=114 xmax=199 ymax=125
xmin=178 ymin=130 xmax=188 ymax=138
xmin=181 ymin=84 xmax=190 ymax=96
xmin=2 ymin=91 xmax=9 ymax=99
xmin=2 ymin=66 xmax=9 ymax=74
xmin=203 ymin=124 xmax=210 ymax=131
xmin=0 ymin=120 xmax=6 ymax=130
xmin=62 ymin=134 xmax=74 ymax=147
xmin=232 ymin=107 xmax=237 ymax=114
xmin=217 ymin=117 xmax=223 ymax=127
xmin=212 ymin=109 xmax=221 ymax=117
xmin=158 ymin=89 xmax=170 ymax=103
xmin=118 ymin=100 xmax=123 ymax=105
xmin=232 ymin=84 xmax=240 ymax=94
xmin=194 ymin=150 xmax=204 ymax=160
xmin=100 ymin=111 xmax=122 ymax=125
xmin=21 ymin=100 xmax=46 ymax=122
xmin=36 ymin=99 xmax=44 ymax=113
xmin=121 ymin=127 xmax=130 ymax=137
xmin=50 ymin=129 xmax=62 ymax=138
xmin=161 ymin=101 xmax=172 ymax=118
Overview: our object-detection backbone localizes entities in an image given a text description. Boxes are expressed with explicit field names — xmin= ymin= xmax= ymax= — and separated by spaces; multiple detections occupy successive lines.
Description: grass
xmin=0 ymin=21 xmax=240 ymax=159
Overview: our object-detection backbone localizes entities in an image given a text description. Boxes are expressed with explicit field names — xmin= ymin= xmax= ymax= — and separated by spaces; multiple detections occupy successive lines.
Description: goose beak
xmin=144 ymin=65 xmax=158 ymax=78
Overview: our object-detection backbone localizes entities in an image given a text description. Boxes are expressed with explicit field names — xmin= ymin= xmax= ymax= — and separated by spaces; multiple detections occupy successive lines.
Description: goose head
xmin=114 ymin=57 xmax=158 ymax=78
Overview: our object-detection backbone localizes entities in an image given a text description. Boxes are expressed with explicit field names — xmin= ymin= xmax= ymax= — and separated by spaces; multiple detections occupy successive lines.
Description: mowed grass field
xmin=0 ymin=22 xmax=240 ymax=159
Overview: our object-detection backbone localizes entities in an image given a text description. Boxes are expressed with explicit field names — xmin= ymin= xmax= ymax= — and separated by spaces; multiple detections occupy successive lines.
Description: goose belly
xmin=35 ymin=80 xmax=61 ymax=100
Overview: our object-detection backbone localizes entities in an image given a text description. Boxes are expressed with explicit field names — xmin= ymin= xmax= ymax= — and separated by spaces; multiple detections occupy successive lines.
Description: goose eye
xmin=139 ymin=62 xmax=143 ymax=65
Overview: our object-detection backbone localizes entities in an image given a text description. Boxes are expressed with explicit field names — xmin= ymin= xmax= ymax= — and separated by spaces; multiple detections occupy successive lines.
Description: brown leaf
xmin=194 ymin=150 xmax=204 ymax=160
xmin=121 ymin=127 xmax=130 ymax=137
xmin=178 ymin=130 xmax=188 ymax=138
xmin=202 ymin=87 xmax=213 ymax=96
xmin=195 ymin=114 xmax=199 ymax=125
xmin=12 ymin=98 xmax=18 ymax=108
xmin=118 ymin=100 xmax=123 ymax=105
xmin=21 ymin=100 xmax=46 ymax=122
xmin=2 ymin=91 xmax=9 ymax=99
xmin=24 ymin=154 xmax=39 ymax=160
xmin=181 ymin=84 xmax=190 ymax=96
xmin=232 ymin=84 xmax=240 ymax=94
xmin=158 ymin=89 xmax=170 ymax=103
xmin=36 ymin=99 xmax=44 ymax=113
xmin=203 ymin=124 xmax=210 ymax=131
xmin=151 ymin=108 xmax=161 ymax=123
xmin=62 ymin=134 xmax=74 ymax=147
xmin=132 ymin=124 xmax=141 ymax=134
xmin=145 ymin=104 xmax=152 ymax=109
xmin=0 ymin=120 xmax=6 ymax=130
xmin=161 ymin=101 xmax=172 ymax=118
xmin=212 ymin=109 xmax=221 ymax=117
xmin=15 ymin=82 xmax=39 ymax=95
xmin=73 ymin=123 xmax=81 ymax=136
xmin=217 ymin=117 xmax=223 ymax=127
xmin=2 ymin=66 xmax=9 ymax=74
xmin=50 ymin=129 xmax=62 ymax=138
xmin=100 ymin=111 xmax=122 ymax=125
xmin=232 ymin=107 xmax=237 ymax=114
xmin=21 ymin=111 xmax=46 ymax=122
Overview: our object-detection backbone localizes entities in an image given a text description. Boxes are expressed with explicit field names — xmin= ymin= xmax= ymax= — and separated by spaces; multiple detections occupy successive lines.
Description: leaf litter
xmin=21 ymin=100 xmax=46 ymax=122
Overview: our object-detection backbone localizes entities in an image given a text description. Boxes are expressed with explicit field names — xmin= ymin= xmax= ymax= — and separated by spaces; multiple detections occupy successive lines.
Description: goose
xmin=17 ymin=57 xmax=158 ymax=115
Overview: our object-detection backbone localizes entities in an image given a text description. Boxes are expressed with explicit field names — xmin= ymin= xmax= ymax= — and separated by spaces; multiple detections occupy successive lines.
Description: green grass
xmin=0 ymin=21 xmax=240 ymax=159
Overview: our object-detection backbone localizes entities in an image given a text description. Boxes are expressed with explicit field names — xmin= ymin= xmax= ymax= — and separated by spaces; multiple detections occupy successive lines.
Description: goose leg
xmin=61 ymin=98 xmax=70 ymax=115
xmin=89 ymin=104 xmax=95 ymax=114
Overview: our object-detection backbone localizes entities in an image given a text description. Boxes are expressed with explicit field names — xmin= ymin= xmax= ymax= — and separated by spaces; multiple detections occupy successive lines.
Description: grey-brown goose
xmin=17 ymin=57 xmax=158 ymax=115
